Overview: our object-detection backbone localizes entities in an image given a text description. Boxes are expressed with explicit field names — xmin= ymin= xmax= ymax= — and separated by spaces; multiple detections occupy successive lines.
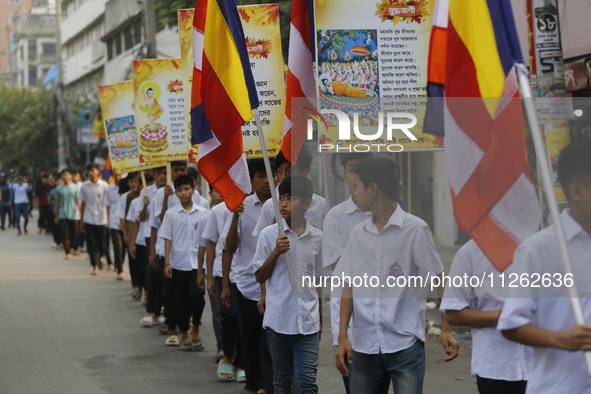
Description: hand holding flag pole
xmin=254 ymin=109 xmax=297 ymax=291
xmin=517 ymin=65 xmax=591 ymax=375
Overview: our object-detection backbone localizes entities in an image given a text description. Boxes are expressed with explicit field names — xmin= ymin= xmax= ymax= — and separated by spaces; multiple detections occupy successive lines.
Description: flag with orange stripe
xmin=425 ymin=0 xmax=542 ymax=271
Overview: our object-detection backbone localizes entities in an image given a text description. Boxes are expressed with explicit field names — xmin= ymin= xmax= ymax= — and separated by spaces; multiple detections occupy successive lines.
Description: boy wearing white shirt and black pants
xmin=335 ymin=155 xmax=459 ymax=394
xmin=254 ymin=175 xmax=323 ymax=393
xmin=499 ymin=142 xmax=591 ymax=393
xmin=159 ymin=175 xmax=207 ymax=350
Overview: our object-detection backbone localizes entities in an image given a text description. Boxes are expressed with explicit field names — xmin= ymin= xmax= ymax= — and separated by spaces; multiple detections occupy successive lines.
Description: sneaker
xmin=116 ymin=273 xmax=124 ymax=281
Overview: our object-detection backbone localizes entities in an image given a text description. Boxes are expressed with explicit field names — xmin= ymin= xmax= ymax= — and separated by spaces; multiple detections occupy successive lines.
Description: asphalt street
xmin=0 ymin=214 xmax=476 ymax=394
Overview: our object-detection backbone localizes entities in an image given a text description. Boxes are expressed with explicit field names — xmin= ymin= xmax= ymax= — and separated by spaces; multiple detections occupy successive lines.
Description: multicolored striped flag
xmin=425 ymin=0 xmax=542 ymax=271
xmin=191 ymin=0 xmax=259 ymax=211
xmin=281 ymin=0 xmax=316 ymax=164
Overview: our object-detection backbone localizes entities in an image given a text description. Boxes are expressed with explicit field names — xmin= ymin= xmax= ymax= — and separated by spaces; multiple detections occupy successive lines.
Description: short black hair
xmin=52 ymin=172 xmax=61 ymax=180
xmin=174 ymin=174 xmax=194 ymax=190
xmin=354 ymin=155 xmax=400 ymax=201
xmin=275 ymin=150 xmax=289 ymax=169
xmin=170 ymin=161 xmax=187 ymax=169
xmin=248 ymin=158 xmax=266 ymax=180
xmin=296 ymin=146 xmax=313 ymax=171
xmin=144 ymin=174 xmax=154 ymax=184
xmin=126 ymin=172 xmax=139 ymax=181
xmin=118 ymin=177 xmax=130 ymax=194
xmin=41 ymin=174 xmax=49 ymax=179
xmin=557 ymin=141 xmax=591 ymax=200
xmin=86 ymin=163 xmax=101 ymax=172
xmin=147 ymin=88 xmax=154 ymax=92
xmin=278 ymin=175 xmax=313 ymax=202
xmin=339 ymin=152 xmax=372 ymax=169
xmin=152 ymin=166 xmax=166 ymax=173
xmin=60 ymin=169 xmax=71 ymax=177
xmin=187 ymin=167 xmax=200 ymax=181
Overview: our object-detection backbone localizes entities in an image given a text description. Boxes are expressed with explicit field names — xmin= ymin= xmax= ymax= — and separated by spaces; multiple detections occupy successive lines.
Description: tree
xmin=0 ymin=86 xmax=58 ymax=173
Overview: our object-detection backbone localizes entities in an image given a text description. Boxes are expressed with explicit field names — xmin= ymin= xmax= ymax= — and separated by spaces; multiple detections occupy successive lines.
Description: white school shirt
xmin=135 ymin=184 xmax=158 ymax=240
xmin=322 ymin=196 xmax=371 ymax=346
xmin=115 ymin=191 xmax=130 ymax=224
xmin=104 ymin=183 xmax=121 ymax=230
xmin=201 ymin=202 xmax=232 ymax=279
xmin=79 ymin=179 xmax=109 ymax=225
xmin=253 ymin=219 xmax=323 ymax=335
xmin=497 ymin=210 xmax=591 ymax=394
xmin=221 ymin=193 xmax=265 ymax=301
xmin=11 ymin=183 xmax=31 ymax=204
xmin=193 ymin=209 xmax=212 ymax=276
xmin=127 ymin=197 xmax=146 ymax=247
xmin=150 ymin=185 xmax=210 ymax=257
xmin=334 ymin=206 xmax=444 ymax=354
xmin=252 ymin=193 xmax=326 ymax=237
xmin=440 ymin=240 xmax=529 ymax=382
xmin=158 ymin=203 xmax=207 ymax=271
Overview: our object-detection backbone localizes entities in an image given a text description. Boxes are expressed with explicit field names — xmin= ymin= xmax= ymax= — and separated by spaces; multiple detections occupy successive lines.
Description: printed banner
xmin=77 ymin=105 xmax=99 ymax=145
xmin=178 ymin=5 xmax=285 ymax=162
xmin=544 ymin=122 xmax=570 ymax=204
xmin=93 ymin=113 xmax=106 ymax=138
xmin=132 ymin=58 xmax=188 ymax=163
xmin=98 ymin=81 xmax=165 ymax=174
xmin=314 ymin=0 xmax=443 ymax=151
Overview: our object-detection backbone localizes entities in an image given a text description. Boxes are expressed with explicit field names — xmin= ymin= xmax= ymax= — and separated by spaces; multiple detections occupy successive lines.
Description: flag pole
xmin=254 ymin=109 xmax=297 ymax=291
xmin=140 ymin=170 xmax=148 ymax=197
xmin=517 ymin=65 xmax=591 ymax=375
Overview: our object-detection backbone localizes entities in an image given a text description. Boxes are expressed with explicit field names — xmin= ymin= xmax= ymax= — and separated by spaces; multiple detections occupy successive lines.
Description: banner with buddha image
xmin=132 ymin=58 xmax=188 ymax=163
xmin=98 ymin=80 xmax=166 ymax=173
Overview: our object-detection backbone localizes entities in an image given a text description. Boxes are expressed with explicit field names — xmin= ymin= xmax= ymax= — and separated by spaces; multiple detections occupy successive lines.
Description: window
xmin=124 ymin=26 xmax=133 ymax=50
xmin=42 ymin=43 xmax=56 ymax=56
xmin=114 ymin=35 xmax=122 ymax=57
xmin=9 ymin=0 xmax=22 ymax=4
xmin=8 ymin=13 xmax=17 ymax=25
xmin=134 ymin=22 xmax=142 ymax=46
xmin=29 ymin=67 xmax=37 ymax=85
xmin=28 ymin=40 xmax=37 ymax=61
xmin=107 ymin=40 xmax=113 ymax=61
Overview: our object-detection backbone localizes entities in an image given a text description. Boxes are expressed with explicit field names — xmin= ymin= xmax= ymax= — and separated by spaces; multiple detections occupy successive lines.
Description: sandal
xmin=178 ymin=342 xmax=192 ymax=351
xmin=191 ymin=338 xmax=205 ymax=351
xmin=131 ymin=290 xmax=141 ymax=300
xmin=165 ymin=335 xmax=180 ymax=346
xmin=217 ymin=360 xmax=235 ymax=381
xmin=235 ymin=369 xmax=246 ymax=383
xmin=158 ymin=322 xmax=169 ymax=335
xmin=140 ymin=316 xmax=154 ymax=327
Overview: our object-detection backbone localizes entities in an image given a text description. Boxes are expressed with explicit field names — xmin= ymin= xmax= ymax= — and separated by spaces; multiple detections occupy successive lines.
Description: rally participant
xmin=252 ymin=148 xmax=326 ymax=236
xmin=441 ymin=240 xmax=528 ymax=394
xmin=105 ymin=172 xmax=124 ymax=279
xmin=54 ymin=170 xmax=80 ymax=260
xmin=0 ymin=173 xmax=13 ymax=230
xmin=335 ymin=155 xmax=459 ymax=393
xmin=159 ymin=175 xmax=208 ymax=350
xmin=115 ymin=172 xmax=140 ymax=290
xmin=11 ymin=175 xmax=32 ymax=235
xmin=253 ymin=175 xmax=323 ymax=393
xmin=499 ymin=142 xmax=591 ymax=393
xmin=221 ymin=158 xmax=272 ymax=393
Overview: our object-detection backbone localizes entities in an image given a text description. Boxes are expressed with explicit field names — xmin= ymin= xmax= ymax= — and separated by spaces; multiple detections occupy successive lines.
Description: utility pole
xmin=56 ymin=0 xmax=67 ymax=170
xmin=143 ymin=0 xmax=157 ymax=59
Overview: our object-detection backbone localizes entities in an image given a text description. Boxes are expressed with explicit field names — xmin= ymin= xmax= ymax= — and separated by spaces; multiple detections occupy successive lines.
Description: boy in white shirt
xmin=499 ymin=142 xmax=591 ymax=393
xmin=335 ymin=155 xmax=459 ymax=393
xmin=441 ymin=240 xmax=528 ymax=393
xmin=253 ymin=175 xmax=323 ymax=393
xmin=159 ymin=175 xmax=207 ymax=350
xmin=104 ymin=172 xmax=123 ymax=276
xmin=252 ymin=148 xmax=326 ymax=236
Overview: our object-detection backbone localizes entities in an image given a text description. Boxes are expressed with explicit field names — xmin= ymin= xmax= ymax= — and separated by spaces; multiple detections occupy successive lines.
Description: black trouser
xmin=215 ymin=276 xmax=243 ymax=369
xmin=0 ymin=205 xmax=9 ymax=228
xmin=84 ymin=223 xmax=106 ymax=267
xmin=476 ymin=376 xmax=527 ymax=394
xmin=111 ymin=229 xmax=125 ymax=274
xmin=130 ymin=244 xmax=148 ymax=290
xmin=146 ymin=253 xmax=164 ymax=316
xmin=166 ymin=269 xmax=206 ymax=333
xmin=59 ymin=219 xmax=78 ymax=255
xmin=104 ymin=229 xmax=113 ymax=266
xmin=239 ymin=291 xmax=271 ymax=392
xmin=38 ymin=205 xmax=50 ymax=230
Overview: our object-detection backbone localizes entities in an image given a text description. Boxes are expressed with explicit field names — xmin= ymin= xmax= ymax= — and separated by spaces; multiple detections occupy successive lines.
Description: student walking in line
xmin=105 ymin=172 xmax=124 ymax=279
xmin=159 ymin=175 xmax=208 ymax=351
xmin=335 ymin=155 xmax=459 ymax=394
xmin=54 ymin=170 xmax=81 ymax=260
xmin=79 ymin=163 xmax=109 ymax=276
xmin=253 ymin=175 xmax=324 ymax=393
xmin=0 ymin=173 xmax=13 ymax=230
xmin=11 ymin=176 xmax=32 ymax=236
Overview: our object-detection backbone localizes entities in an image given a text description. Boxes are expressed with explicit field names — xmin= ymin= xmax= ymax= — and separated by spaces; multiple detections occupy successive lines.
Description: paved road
xmin=0 ymin=214 xmax=476 ymax=394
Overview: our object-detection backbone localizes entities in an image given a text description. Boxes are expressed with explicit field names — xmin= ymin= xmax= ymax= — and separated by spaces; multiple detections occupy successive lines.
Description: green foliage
xmin=0 ymin=86 xmax=58 ymax=172
xmin=156 ymin=0 xmax=292 ymax=62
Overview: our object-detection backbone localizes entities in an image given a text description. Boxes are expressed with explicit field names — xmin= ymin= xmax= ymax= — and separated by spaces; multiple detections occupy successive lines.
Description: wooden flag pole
xmin=517 ymin=66 xmax=591 ymax=375
xmin=254 ymin=109 xmax=297 ymax=291
xmin=140 ymin=170 xmax=148 ymax=197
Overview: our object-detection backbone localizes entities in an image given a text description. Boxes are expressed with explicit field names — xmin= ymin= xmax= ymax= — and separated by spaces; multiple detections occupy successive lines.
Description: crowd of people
xmin=2 ymin=141 xmax=591 ymax=394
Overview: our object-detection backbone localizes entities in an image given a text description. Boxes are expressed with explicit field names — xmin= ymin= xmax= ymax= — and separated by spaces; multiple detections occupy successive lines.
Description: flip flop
xmin=158 ymin=322 xmax=169 ymax=335
xmin=165 ymin=335 xmax=180 ymax=346
xmin=235 ymin=369 xmax=246 ymax=383
xmin=217 ymin=360 xmax=235 ymax=381
xmin=191 ymin=338 xmax=205 ymax=351
xmin=140 ymin=316 xmax=154 ymax=327
xmin=178 ymin=342 xmax=192 ymax=351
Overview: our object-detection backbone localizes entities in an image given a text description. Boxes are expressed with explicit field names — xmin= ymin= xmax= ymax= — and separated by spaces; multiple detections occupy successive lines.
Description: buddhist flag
xmin=425 ymin=0 xmax=542 ymax=271
xmin=191 ymin=0 xmax=260 ymax=211
xmin=281 ymin=0 xmax=316 ymax=164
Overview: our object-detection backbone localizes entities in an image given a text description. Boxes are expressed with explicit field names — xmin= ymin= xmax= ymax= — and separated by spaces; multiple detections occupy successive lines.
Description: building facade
xmin=0 ymin=0 xmax=32 ymax=85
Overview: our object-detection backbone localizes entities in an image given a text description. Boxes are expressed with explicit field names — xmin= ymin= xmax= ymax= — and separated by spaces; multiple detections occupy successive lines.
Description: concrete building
xmin=14 ymin=0 xmax=57 ymax=86
xmin=0 ymin=0 xmax=32 ymax=85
